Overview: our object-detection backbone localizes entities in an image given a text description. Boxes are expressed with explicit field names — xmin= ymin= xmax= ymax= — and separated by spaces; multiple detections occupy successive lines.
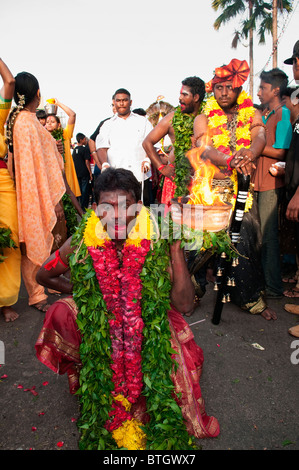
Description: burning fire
xmin=186 ymin=147 xmax=225 ymax=206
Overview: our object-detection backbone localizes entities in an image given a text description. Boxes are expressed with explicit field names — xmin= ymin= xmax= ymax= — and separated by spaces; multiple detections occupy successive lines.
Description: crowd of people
xmin=1 ymin=40 xmax=299 ymax=450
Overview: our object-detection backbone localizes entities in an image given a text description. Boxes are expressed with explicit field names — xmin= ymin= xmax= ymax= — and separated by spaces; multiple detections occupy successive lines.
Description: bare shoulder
xmin=252 ymin=107 xmax=263 ymax=124
xmin=193 ymin=113 xmax=208 ymax=132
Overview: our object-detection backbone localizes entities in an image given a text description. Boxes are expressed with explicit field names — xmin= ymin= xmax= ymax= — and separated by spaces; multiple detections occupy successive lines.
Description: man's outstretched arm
xmin=36 ymin=238 xmax=74 ymax=294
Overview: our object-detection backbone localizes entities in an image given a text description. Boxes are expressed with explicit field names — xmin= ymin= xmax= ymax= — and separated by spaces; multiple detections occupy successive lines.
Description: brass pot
xmin=170 ymin=197 xmax=232 ymax=232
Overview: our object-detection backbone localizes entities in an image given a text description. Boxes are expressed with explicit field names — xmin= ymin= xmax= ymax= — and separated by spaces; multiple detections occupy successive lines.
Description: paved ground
xmin=0 ymin=280 xmax=298 ymax=451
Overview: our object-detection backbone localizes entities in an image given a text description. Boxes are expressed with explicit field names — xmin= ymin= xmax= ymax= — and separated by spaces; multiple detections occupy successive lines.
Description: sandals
xmin=283 ymin=288 xmax=299 ymax=298
xmin=282 ymin=276 xmax=297 ymax=284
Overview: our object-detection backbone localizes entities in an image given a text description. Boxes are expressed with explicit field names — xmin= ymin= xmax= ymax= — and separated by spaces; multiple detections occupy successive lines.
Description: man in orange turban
xmin=205 ymin=58 xmax=250 ymax=94
xmin=191 ymin=59 xmax=278 ymax=322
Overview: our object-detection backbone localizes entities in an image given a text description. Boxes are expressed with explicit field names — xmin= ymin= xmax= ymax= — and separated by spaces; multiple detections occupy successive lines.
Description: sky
xmin=2 ymin=0 xmax=299 ymax=139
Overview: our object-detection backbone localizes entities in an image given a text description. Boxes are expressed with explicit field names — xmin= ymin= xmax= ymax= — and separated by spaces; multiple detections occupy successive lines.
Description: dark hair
xmin=76 ymin=132 xmax=86 ymax=142
xmin=181 ymin=76 xmax=206 ymax=102
xmin=47 ymin=113 xmax=60 ymax=124
xmin=260 ymin=68 xmax=289 ymax=98
xmin=94 ymin=168 xmax=141 ymax=204
xmin=14 ymin=72 xmax=39 ymax=106
xmin=283 ymin=86 xmax=298 ymax=98
xmin=132 ymin=108 xmax=146 ymax=116
xmin=36 ymin=109 xmax=47 ymax=119
xmin=114 ymin=88 xmax=131 ymax=99
xmin=6 ymin=72 xmax=40 ymax=152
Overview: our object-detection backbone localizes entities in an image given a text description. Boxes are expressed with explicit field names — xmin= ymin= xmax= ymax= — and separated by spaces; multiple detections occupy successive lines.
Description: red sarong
xmin=35 ymin=297 xmax=219 ymax=439
xmin=161 ymin=164 xmax=176 ymax=205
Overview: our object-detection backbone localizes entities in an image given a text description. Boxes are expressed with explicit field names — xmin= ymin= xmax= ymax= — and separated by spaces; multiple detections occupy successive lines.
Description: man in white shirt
xmin=96 ymin=88 xmax=153 ymax=205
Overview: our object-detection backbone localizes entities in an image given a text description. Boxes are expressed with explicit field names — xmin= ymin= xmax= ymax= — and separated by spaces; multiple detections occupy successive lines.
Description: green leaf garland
xmin=0 ymin=225 xmax=17 ymax=263
xmin=69 ymin=212 xmax=115 ymax=450
xmin=69 ymin=210 xmax=197 ymax=450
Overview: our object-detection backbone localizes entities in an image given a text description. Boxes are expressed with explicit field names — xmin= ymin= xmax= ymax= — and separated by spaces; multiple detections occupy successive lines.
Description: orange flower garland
xmin=203 ymin=90 xmax=255 ymax=212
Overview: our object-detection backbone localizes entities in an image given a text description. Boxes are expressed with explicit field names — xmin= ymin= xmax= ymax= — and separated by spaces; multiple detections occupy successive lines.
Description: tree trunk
xmin=273 ymin=0 xmax=278 ymax=67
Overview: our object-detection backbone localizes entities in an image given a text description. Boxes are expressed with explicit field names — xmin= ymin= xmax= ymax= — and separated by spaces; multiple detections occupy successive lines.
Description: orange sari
xmin=63 ymin=124 xmax=81 ymax=197
xmin=12 ymin=111 xmax=66 ymax=266
xmin=0 ymin=97 xmax=21 ymax=307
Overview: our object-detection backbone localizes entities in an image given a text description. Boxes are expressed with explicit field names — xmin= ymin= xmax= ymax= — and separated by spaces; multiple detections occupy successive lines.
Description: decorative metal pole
xmin=212 ymin=173 xmax=251 ymax=325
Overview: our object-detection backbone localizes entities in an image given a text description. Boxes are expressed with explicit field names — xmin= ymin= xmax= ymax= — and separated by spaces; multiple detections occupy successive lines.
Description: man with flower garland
xmin=143 ymin=76 xmax=206 ymax=203
xmin=193 ymin=58 xmax=277 ymax=321
xmin=143 ymin=77 xmax=208 ymax=302
xmin=35 ymin=167 xmax=220 ymax=450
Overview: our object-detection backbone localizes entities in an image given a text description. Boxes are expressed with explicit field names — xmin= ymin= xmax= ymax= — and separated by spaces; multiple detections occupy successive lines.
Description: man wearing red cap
xmin=193 ymin=58 xmax=277 ymax=321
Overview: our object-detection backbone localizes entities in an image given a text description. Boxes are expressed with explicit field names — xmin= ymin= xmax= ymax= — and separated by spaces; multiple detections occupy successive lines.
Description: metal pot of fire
xmin=170 ymin=196 xmax=232 ymax=232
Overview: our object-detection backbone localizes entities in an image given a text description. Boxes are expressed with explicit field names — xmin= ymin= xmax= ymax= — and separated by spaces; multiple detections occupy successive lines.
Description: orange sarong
xmin=63 ymin=124 xmax=81 ymax=197
xmin=12 ymin=111 xmax=66 ymax=267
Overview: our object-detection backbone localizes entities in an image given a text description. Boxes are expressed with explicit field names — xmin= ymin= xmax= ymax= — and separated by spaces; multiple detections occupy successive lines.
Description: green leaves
xmin=70 ymin=212 xmax=198 ymax=450
xmin=69 ymin=214 xmax=115 ymax=450
xmin=0 ymin=225 xmax=17 ymax=263
xmin=172 ymin=107 xmax=194 ymax=198
xmin=62 ymin=193 xmax=78 ymax=237
xmin=140 ymin=237 xmax=197 ymax=450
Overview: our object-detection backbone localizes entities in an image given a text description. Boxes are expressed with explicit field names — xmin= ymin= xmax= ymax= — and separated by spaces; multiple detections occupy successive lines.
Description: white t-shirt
xmin=95 ymin=112 xmax=153 ymax=182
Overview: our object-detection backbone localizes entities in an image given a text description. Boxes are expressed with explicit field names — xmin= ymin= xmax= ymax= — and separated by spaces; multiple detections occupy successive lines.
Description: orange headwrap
xmin=205 ymin=58 xmax=250 ymax=93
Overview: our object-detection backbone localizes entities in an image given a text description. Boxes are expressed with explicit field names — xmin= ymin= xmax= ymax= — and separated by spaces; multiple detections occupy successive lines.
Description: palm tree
xmin=212 ymin=0 xmax=293 ymax=96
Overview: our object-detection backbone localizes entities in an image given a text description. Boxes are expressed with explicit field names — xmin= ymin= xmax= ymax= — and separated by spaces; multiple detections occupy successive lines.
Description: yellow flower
xmin=212 ymin=132 xmax=230 ymax=149
xmin=83 ymin=211 xmax=109 ymax=248
xmin=83 ymin=207 xmax=155 ymax=248
xmin=208 ymin=114 xmax=227 ymax=129
xmin=114 ymin=394 xmax=132 ymax=411
xmin=235 ymin=125 xmax=251 ymax=143
xmin=203 ymin=96 xmax=220 ymax=116
xmin=126 ymin=206 xmax=154 ymax=247
xmin=112 ymin=418 xmax=147 ymax=450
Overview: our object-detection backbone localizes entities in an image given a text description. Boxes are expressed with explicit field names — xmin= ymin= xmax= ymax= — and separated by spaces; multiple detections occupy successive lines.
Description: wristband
xmin=92 ymin=151 xmax=97 ymax=155
xmin=158 ymin=164 xmax=166 ymax=172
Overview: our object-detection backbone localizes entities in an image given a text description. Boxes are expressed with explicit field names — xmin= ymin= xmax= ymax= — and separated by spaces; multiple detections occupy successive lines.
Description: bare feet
xmin=1 ymin=306 xmax=19 ymax=322
xmin=32 ymin=301 xmax=51 ymax=312
xmin=261 ymin=307 xmax=277 ymax=321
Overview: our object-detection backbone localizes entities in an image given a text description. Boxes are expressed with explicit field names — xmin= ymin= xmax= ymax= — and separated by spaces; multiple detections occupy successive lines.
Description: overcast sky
xmin=2 ymin=0 xmax=299 ymax=138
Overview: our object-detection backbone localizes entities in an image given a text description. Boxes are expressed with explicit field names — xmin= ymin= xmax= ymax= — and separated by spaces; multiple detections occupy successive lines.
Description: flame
xmin=186 ymin=142 xmax=225 ymax=206
xmin=46 ymin=98 xmax=55 ymax=104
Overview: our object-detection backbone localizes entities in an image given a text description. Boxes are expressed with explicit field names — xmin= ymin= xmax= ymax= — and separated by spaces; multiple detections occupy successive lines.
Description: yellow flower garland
xmin=203 ymin=90 xmax=255 ymax=212
xmin=83 ymin=206 xmax=154 ymax=248
xmin=112 ymin=417 xmax=147 ymax=450
xmin=112 ymin=394 xmax=147 ymax=450
xmin=82 ymin=208 xmax=154 ymax=450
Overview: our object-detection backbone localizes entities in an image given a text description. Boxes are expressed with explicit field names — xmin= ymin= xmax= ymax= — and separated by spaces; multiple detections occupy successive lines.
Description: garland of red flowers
xmin=87 ymin=239 xmax=150 ymax=442
xmin=72 ymin=209 xmax=197 ymax=450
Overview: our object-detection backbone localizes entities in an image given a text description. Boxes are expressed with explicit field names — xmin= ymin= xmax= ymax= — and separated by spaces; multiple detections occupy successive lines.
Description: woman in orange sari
xmin=45 ymin=99 xmax=81 ymax=198
xmin=0 ymin=59 xmax=21 ymax=322
xmin=5 ymin=72 xmax=67 ymax=311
